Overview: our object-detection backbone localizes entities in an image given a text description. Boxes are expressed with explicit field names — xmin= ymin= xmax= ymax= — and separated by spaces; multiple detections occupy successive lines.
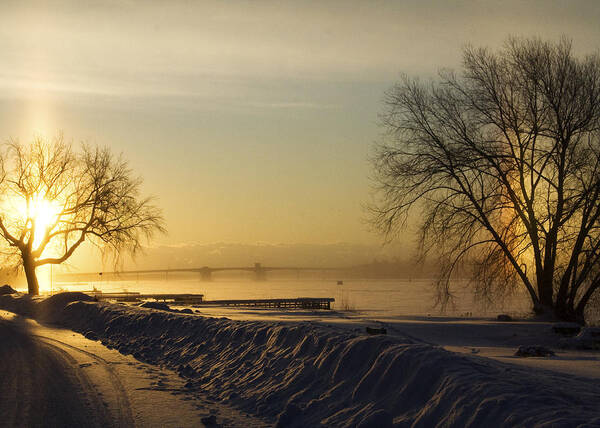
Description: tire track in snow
xmin=33 ymin=334 xmax=135 ymax=427
xmin=0 ymin=319 xmax=113 ymax=427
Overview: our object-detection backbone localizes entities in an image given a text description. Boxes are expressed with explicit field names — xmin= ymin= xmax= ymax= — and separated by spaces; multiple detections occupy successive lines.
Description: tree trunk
xmin=554 ymin=303 xmax=585 ymax=324
xmin=532 ymin=277 xmax=558 ymax=320
xmin=536 ymin=279 xmax=554 ymax=316
xmin=533 ymin=303 xmax=553 ymax=318
xmin=23 ymin=255 xmax=39 ymax=295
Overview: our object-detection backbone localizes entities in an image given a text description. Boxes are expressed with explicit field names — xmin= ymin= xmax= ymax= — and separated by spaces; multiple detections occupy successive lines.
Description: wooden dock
xmin=198 ymin=297 xmax=335 ymax=310
xmin=88 ymin=292 xmax=205 ymax=305
xmin=86 ymin=291 xmax=334 ymax=310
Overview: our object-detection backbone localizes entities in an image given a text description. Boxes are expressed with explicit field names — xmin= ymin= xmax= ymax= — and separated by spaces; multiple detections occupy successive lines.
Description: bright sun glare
xmin=14 ymin=193 xmax=62 ymax=250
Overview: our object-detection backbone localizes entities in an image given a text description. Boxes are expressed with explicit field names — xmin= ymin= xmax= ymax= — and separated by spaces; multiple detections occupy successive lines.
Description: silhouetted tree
xmin=0 ymin=136 xmax=165 ymax=295
xmin=371 ymin=37 xmax=600 ymax=323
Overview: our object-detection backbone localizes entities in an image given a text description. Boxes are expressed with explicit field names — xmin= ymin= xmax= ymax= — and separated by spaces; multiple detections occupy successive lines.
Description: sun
xmin=31 ymin=195 xmax=62 ymax=245
xmin=13 ymin=193 xmax=63 ymax=250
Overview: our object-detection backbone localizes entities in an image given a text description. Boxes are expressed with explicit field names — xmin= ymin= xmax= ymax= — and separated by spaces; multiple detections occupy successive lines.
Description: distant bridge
xmin=76 ymin=263 xmax=344 ymax=281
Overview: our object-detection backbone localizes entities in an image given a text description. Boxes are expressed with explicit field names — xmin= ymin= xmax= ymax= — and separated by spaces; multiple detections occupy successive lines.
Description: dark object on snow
xmin=184 ymin=381 xmax=199 ymax=390
xmin=201 ymin=415 xmax=217 ymax=426
xmin=337 ymin=280 xmax=344 ymax=285
xmin=0 ymin=284 xmax=17 ymax=295
xmin=515 ymin=345 xmax=555 ymax=357
xmin=84 ymin=331 xmax=99 ymax=341
xmin=366 ymin=326 xmax=387 ymax=335
xmin=139 ymin=301 xmax=171 ymax=311
xmin=497 ymin=314 xmax=513 ymax=322
xmin=178 ymin=363 xmax=197 ymax=377
xmin=552 ymin=322 xmax=581 ymax=336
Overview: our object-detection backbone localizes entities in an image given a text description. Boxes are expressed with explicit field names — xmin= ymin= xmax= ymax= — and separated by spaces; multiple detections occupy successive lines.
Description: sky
xmin=1 ymin=0 xmax=599 ymax=270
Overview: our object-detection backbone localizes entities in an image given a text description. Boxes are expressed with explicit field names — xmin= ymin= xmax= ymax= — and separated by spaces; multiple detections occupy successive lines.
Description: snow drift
xmin=0 ymin=284 xmax=17 ymax=295
xmin=1 ymin=293 xmax=599 ymax=427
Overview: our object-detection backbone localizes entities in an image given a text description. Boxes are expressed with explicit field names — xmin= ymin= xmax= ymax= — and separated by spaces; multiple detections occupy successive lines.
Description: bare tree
xmin=371 ymin=37 xmax=600 ymax=323
xmin=0 ymin=136 xmax=165 ymax=295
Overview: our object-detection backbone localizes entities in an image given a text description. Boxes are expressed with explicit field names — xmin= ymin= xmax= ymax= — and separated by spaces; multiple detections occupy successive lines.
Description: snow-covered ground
xmin=1 ymin=291 xmax=600 ymax=427
xmin=0 ymin=307 xmax=267 ymax=427
xmin=188 ymin=306 xmax=600 ymax=381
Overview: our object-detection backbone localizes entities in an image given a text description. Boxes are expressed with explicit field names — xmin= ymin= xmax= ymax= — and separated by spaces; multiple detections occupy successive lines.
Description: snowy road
xmin=0 ymin=317 xmax=120 ymax=427
xmin=0 ymin=311 xmax=268 ymax=427
xmin=0 ymin=315 xmax=131 ymax=427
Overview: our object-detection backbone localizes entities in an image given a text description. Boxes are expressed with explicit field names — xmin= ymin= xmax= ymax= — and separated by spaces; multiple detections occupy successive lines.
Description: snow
xmin=560 ymin=327 xmax=600 ymax=350
xmin=1 ymin=292 xmax=600 ymax=427
xmin=0 ymin=309 xmax=266 ymax=427
xmin=0 ymin=284 xmax=17 ymax=295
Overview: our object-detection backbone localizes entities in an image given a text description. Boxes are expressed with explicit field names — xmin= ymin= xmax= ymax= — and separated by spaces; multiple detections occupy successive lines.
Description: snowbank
xmin=2 ymin=293 xmax=600 ymax=427
xmin=0 ymin=284 xmax=17 ymax=295
xmin=560 ymin=327 xmax=600 ymax=350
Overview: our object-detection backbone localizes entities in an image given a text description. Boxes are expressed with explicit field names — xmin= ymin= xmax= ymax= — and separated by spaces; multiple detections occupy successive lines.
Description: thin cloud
xmin=243 ymin=101 xmax=338 ymax=110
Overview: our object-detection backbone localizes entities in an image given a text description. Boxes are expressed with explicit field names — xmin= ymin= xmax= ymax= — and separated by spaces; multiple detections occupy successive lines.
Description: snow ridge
xmin=2 ymin=294 xmax=600 ymax=427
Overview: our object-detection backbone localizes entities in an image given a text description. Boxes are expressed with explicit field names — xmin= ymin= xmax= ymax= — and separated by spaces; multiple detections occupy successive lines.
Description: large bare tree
xmin=0 ymin=136 xmax=165 ymax=295
xmin=372 ymin=37 xmax=600 ymax=323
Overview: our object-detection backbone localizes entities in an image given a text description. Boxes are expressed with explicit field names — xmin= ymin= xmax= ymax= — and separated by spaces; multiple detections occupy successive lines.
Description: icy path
xmin=0 ymin=311 xmax=268 ymax=428
xmin=0 ymin=314 xmax=117 ymax=427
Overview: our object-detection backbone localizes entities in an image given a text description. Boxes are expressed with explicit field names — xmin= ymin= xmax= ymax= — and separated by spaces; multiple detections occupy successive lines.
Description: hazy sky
xmin=1 ymin=0 xmax=599 ymax=268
